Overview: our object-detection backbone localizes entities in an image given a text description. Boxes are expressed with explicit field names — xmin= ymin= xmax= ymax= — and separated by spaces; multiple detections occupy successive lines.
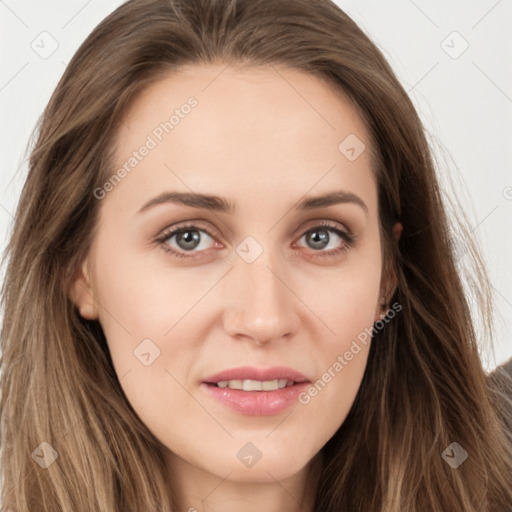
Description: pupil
xmin=177 ymin=230 xmax=200 ymax=250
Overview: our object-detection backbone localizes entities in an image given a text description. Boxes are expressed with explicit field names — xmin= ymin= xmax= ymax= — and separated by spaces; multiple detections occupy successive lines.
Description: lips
xmin=201 ymin=366 xmax=311 ymax=416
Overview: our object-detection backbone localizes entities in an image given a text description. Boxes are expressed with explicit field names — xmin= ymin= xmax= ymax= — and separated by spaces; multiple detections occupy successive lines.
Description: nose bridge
xmin=224 ymin=240 xmax=298 ymax=343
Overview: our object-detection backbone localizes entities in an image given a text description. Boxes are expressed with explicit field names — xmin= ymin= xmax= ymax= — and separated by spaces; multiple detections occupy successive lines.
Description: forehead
xmin=117 ymin=62 xmax=372 ymax=156
xmin=106 ymin=63 xmax=377 ymax=217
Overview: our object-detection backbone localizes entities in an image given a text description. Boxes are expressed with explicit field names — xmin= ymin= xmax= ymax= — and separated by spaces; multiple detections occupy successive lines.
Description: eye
xmin=155 ymin=223 xmax=218 ymax=258
xmin=294 ymin=221 xmax=355 ymax=258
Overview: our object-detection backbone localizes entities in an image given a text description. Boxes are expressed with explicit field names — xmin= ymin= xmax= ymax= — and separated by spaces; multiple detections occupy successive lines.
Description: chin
xmin=221 ymin=462 xmax=307 ymax=484
xmin=210 ymin=446 xmax=315 ymax=483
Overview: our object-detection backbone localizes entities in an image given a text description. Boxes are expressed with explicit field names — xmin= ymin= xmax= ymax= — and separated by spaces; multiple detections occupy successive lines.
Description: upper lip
xmin=202 ymin=366 xmax=310 ymax=384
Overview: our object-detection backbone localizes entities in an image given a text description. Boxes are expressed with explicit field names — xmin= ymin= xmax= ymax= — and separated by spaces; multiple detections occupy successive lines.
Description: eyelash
xmin=154 ymin=220 xmax=355 ymax=260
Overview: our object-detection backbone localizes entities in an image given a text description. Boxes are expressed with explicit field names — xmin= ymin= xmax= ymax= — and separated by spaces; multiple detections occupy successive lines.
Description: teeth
xmin=216 ymin=379 xmax=293 ymax=391
xmin=244 ymin=380 xmax=262 ymax=391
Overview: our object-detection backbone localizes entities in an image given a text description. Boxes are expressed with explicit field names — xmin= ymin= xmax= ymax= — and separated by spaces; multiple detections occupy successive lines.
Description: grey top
xmin=489 ymin=357 xmax=512 ymax=432
xmin=500 ymin=357 xmax=512 ymax=378
xmin=491 ymin=357 xmax=512 ymax=383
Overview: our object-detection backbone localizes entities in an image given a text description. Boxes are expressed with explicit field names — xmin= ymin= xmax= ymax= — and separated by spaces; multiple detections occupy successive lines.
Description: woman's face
xmin=70 ymin=63 xmax=400 ymax=485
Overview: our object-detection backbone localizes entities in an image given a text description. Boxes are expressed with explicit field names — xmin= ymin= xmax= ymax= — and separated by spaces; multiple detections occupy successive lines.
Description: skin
xmin=69 ymin=62 xmax=402 ymax=512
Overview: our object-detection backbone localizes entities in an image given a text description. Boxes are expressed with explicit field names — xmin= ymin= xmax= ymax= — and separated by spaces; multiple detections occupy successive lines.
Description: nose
xmin=222 ymin=248 xmax=300 ymax=346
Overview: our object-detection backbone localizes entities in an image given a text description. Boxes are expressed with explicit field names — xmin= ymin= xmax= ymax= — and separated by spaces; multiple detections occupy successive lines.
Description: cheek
xmin=93 ymin=244 xmax=203 ymax=339
xmin=91 ymin=243 xmax=208 ymax=416
xmin=296 ymin=256 xmax=381 ymax=428
xmin=92 ymin=251 xmax=202 ymax=442
xmin=304 ymin=255 xmax=382 ymax=351
xmin=295 ymin=326 xmax=372 ymax=446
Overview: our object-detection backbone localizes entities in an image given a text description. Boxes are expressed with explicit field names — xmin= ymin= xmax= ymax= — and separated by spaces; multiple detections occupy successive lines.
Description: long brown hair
xmin=1 ymin=0 xmax=511 ymax=510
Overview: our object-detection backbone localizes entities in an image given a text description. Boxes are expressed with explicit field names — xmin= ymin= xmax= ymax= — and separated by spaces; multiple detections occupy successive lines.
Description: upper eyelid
xmin=157 ymin=221 xmax=220 ymax=242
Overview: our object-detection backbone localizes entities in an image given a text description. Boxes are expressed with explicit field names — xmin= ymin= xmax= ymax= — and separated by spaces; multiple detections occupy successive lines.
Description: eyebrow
xmin=136 ymin=190 xmax=368 ymax=216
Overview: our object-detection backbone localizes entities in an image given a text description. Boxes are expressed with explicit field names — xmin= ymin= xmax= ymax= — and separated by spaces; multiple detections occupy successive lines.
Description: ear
xmin=68 ymin=258 xmax=99 ymax=320
xmin=374 ymin=222 xmax=402 ymax=322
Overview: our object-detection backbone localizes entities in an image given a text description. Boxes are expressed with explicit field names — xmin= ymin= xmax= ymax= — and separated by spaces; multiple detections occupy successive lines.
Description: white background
xmin=1 ymin=1 xmax=511 ymax=370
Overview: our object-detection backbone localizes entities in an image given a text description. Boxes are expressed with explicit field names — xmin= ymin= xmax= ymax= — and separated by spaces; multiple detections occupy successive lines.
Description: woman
xmin=1 ymin=0 xmax=511 ymax=510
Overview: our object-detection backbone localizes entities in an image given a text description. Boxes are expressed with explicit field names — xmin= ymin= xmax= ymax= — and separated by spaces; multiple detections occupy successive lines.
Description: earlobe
xmin=394 ymin=222 xmax=403 ymax=241
xmin=387 ymin=222 xmax=402 ymax=302
xmin=68 ymin=259 xmax=98 ymax=320
xmin=374 ymin=222 xmax=402 ymax=322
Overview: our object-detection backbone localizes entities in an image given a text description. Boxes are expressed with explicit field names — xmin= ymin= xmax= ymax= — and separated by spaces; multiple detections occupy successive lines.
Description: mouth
xmin=201 ymin=366 xmax=311 ymax=416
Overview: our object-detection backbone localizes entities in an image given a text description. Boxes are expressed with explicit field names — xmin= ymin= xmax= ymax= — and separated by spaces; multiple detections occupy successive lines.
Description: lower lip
xmin=201 ymin=382 xmax=310 ymax=416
